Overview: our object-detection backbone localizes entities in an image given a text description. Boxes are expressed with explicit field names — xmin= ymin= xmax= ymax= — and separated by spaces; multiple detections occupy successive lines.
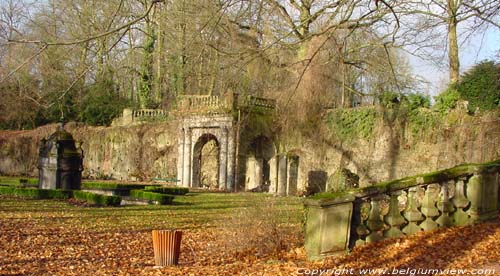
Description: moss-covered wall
xmin=0 ymin=121 xmax=179 ymax=180
xmin=282 ymin=107 xmax=500 ymax=191
xmin=0 ymin=107 xmax=499 ymax=188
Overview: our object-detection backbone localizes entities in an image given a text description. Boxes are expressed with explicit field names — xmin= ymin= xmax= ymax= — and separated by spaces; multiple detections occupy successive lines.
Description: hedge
xmin=143 ymin=186 xmax=189 ymax=195
xmin=0 ymin=177 xmax=38 ymax=187
xmin=73 ymin=190 xmax=122 ymax=206
xmin=81 ymin=182 xmax=147 ymax=190
xmin=0 ymin=187 xmax=72 ymax=199
xmin=129 ymin=190 xmax=174 ymax=205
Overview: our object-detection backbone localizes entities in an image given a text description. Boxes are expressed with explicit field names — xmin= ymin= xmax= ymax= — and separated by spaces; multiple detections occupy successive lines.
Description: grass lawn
xmin=0 ymin=192 xmax=306 ymax=275
xmin=1 ymin=192 xmax=500 ymax=275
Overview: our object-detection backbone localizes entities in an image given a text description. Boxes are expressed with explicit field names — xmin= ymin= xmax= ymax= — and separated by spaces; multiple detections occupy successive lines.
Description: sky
xmin=409 ymin=27 xmax=500 ymax=97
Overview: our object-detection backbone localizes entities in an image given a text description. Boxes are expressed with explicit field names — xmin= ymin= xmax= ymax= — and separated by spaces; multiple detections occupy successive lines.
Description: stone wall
xmin=0 ymin=121 xmax=179 ymax=180
xmin=0 ymin=109 xmax=499 ymax=189
xmin=287 ymin=109 xmax=500 ymax=193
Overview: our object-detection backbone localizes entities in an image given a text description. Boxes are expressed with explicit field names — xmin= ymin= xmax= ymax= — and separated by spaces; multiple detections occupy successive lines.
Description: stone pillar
xmin=218 ymin=128 xmax=228 ymax=190
xmin=268 ymin=156 xmax=278 ymax=194
xmin=467 ymin=172 xmax=499 ymax=222
xmin=287 ymin=156 xmax=299 ymax=196
xmin=226 ymin=127 xmax=235 ymax=191
xmin=245 ymin=156 xmax=257 ymax=190
xmin=182 ymin=128 xmax=192 ymax=187
xmin=277 ymin=155 xmax=287 ymax=196
xmin=255 ymin=158 xmax=264 ymax=188
xmin=177 ymin=128 xmax=185 ymax=187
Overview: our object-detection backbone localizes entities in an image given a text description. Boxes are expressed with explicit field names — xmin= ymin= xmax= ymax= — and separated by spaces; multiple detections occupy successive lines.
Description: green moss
xmin=326 ymin=107 xmax=377 ymax=140
xmin=310 ymin=191 xmax=352 ymax=200
xmin=407 ymin=108 xmax=442 ymax=139
xmin=306 ymin=159 xmax=500 ymax=202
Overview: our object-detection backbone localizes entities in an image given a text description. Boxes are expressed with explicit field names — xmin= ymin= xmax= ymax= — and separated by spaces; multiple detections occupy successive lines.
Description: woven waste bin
xmin=152 ymin=230 xmax=183 ymax=266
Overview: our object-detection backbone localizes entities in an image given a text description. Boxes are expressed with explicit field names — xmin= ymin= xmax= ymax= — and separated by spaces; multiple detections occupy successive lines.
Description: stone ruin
xmin=38 ymin=123 xmax=84 ymax=190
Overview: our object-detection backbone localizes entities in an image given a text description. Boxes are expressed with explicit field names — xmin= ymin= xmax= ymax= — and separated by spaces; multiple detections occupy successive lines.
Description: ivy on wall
xmin=326 ymin=107 xmax=377 ymax=140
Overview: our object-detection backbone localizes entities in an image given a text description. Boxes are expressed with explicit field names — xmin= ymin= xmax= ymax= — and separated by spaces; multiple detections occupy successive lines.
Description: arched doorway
xmin=244 ymin=136 xmax=275 ymax=192
xmin=192 ymin=134 xmax=220 ymax=188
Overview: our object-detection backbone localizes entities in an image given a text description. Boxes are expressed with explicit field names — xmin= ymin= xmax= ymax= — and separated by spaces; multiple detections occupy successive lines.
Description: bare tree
xmin=396 ymin=0 xmax=500 ymax=83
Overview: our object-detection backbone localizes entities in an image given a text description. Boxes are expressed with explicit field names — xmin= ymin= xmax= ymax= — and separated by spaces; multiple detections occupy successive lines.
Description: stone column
xmin=182 ymin=128 xmax=192 ymax=187
xmin=255 ymin=158 xmax=264 ymax=188
xmin=218 ymin=127 xmax=228 ymax=190
xmin=268 ymin=156 xmax=278 ymax=194
xmin=177 ymin=128 xmax=185 ymax=187
xmin=287 ymin=156 xmax=299 ymax=196
xmin=245 ymin=156 xmax=257 ymax=190
xmin=277 ymin=154 xmax=287 ymax=196
xmin=226 ymin=126 xmax=235 ymax=191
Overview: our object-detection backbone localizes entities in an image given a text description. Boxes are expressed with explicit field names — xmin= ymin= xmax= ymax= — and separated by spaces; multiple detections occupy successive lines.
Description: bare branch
xmin=8 ymin=0 xmax=157 ymax=46
xmin=0 ymin=44 xmax=47 ymax=84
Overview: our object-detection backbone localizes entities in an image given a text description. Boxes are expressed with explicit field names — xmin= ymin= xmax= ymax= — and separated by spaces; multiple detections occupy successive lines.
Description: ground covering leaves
xmin=0 ymin=193 xmax=499 ymax=275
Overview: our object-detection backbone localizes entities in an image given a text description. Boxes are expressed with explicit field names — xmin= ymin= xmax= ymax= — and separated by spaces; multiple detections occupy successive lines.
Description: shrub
xmin=73 ymin=190 xmax=121 ymax=206
xmin=144 ymin=186 xmax=189 ymax=195
xmin=0 ymin=177 xmax=37 ymax=187
xmin=379 ymin=91 xmax=402 ymax=108
xmin=326 ymin=107 xmax=377 ymax=140
xmin=81 ymin=182 xmax=147 ymax=190
xmin=129 ymin=190 xmax=174 ymax=205
xmin=79 ymin=75 xmax=130 ymax=126
xmin=403 ymin=93 xmax=431 ymax=111
xmin=455 ymin=60 xmax=500 ymax=111
xmin=47 ymin=190 xmax=73 ymax=199
xmin=0 ymin=187 xmax=72 ymax=199
xmin=433 ymin=87 xmax=461 ymax=113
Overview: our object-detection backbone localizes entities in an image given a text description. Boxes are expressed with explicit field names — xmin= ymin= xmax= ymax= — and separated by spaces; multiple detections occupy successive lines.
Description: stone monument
xmin=38 ymin=123 xmax=83 ymax=190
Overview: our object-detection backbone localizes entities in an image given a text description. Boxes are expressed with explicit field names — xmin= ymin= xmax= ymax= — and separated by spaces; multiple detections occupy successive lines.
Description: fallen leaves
xmin=1 ymin=195 xmax=500 ymax=275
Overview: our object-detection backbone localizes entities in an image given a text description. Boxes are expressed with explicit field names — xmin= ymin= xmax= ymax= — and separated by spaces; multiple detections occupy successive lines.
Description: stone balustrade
xmin=112 ymin=108 xmax=168 ymax=126
xmin=243 ymin=95 xmax=276 ymax=109
xmin=131 ymin=109 xmax=168 ymax=119
xmin=179 ymin=95 xmax=223 ymax=109
xmin=176 ymin=93 xmax=276 ymax=113
xmin=304 ymin=160 xmax=500 ymax=260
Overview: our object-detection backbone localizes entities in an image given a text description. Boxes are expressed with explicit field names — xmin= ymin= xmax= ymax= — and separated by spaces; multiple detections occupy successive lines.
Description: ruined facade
xmin=173 ymin=93 xmax=300 ymax=194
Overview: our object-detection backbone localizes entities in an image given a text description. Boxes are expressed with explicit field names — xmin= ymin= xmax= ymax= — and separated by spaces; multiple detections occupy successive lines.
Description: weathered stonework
xmin=1 ymin=106 xmax=499 ymax=196
xmin=177 ymin=114 xmax=235 ymax=190
xmin=304 ymin=160 xmax=500 ymax=260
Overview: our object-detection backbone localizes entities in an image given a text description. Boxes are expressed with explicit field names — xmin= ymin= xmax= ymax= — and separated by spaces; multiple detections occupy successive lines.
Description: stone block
xmin=305 ymin=198 xmax=354 ymax=260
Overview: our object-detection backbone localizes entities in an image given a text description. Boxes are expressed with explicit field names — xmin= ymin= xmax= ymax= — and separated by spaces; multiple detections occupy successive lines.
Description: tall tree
xmin=397 ymin=0 xmax=500 ymax=83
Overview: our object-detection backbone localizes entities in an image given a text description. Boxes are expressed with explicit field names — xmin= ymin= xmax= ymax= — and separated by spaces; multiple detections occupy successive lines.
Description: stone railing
xmin=242 ymin=95 xmax=276 ymax=109
xmin=304 ymin=160 xmax=500 ymax=260
xmin=178 ymin=95 xmax=223 ymax=109
xmin=176 ymin=93 xmax=276 ymax=113
xmin=131 ymin=109 xmax=168 ymax=120
xmin=112 ymin=108 xmax=167 ymax=126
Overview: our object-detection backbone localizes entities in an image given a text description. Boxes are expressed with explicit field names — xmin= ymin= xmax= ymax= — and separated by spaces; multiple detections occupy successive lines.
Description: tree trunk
xmin=447 ymin=0 xmax=460 ymax=84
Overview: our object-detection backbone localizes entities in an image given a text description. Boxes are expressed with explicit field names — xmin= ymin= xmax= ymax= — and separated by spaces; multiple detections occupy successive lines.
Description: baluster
xmin=420 ymin=184 xmax=440 ymax=231
xmin=402 ymin=187 xmax=424 ymax=235
xmin=384 ymin=191 xmax=406 ymax=238
xmin=466 ymin=175 xmax=481 ymax=222
xmin=452 ymin=178 xmax=470 ymax=226
xmin=366 ymin=196 xmax=386 ymax=242
xmin=436 ymin=181 xmax=455 ymax=227
xmin=355 ymin=200 xmax=371 ymax=246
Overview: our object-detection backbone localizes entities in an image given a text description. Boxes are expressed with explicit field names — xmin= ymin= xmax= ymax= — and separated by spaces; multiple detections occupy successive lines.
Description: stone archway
xmin=177 ymin=115 xmax=235 ymax=190
xmin=244 ymin=135 xmax=276 ymax=191
xmin=192 ymin=134 xmax=219 ymax=188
